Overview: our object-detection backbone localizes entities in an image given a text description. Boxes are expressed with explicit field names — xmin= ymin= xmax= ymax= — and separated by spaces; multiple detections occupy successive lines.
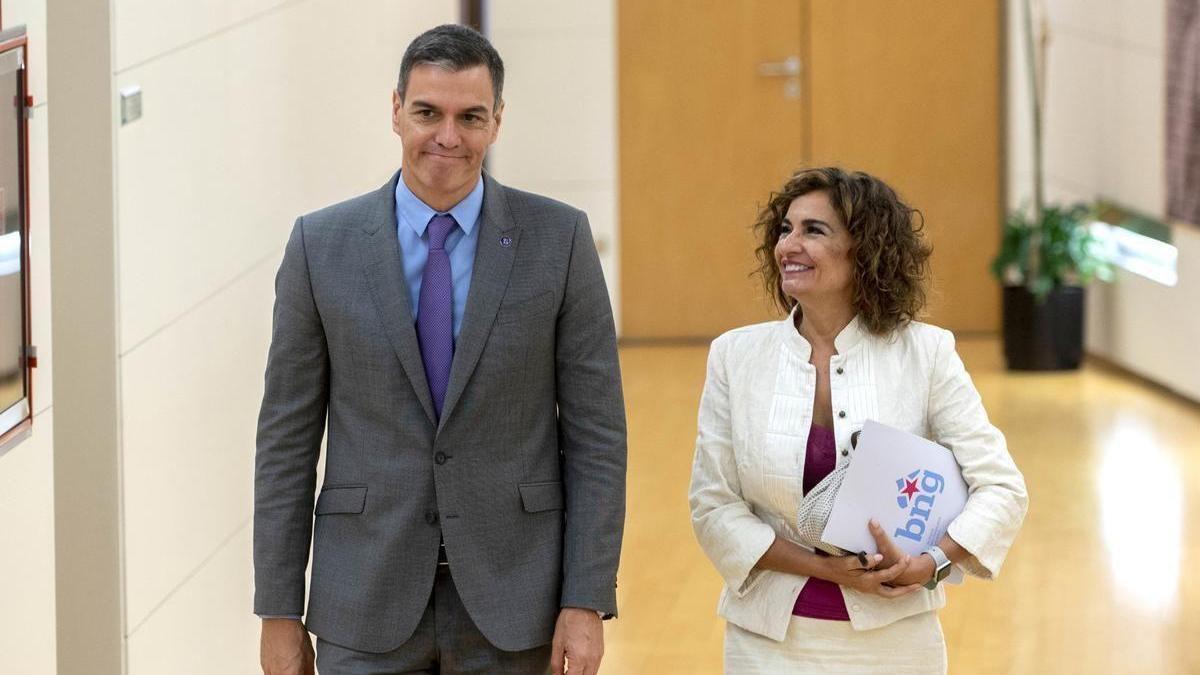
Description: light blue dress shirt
xmin=394 ymin=172 xmax=484 ymax=339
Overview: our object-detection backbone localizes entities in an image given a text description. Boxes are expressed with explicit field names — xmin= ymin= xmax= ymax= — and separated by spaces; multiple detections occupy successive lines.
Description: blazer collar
xmin=437 ymin=171 xmax=520 ymax=431
xmin=360 ymin=170 xmax=438 ymax=424
xmin=779 ymin=307 xmax=868 ymax=360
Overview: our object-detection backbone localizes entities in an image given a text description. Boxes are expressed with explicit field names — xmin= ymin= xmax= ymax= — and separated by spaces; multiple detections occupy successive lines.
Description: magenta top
xmin=792 ymin=423 xmax=851 ymax=621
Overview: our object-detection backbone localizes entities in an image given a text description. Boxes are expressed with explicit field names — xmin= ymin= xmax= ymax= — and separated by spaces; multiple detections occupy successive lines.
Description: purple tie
xmin=417 ymin=213 xmax=457 ymax=419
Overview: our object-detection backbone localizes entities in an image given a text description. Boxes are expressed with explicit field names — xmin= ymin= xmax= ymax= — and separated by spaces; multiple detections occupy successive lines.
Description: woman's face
xmin=775 ymin=190 xmax=856 ymax=306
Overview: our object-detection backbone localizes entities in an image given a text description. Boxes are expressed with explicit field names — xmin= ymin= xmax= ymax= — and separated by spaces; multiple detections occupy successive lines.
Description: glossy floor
xmin=603 ymin=338 xmax=1200 ymax=674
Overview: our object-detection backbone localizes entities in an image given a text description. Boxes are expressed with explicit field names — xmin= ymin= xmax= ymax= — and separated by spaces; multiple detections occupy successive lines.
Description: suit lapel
xmin=360 ymin=171 xmax=437 ymax=425
xmin=438 ymin=174 xmax=520 ymax=431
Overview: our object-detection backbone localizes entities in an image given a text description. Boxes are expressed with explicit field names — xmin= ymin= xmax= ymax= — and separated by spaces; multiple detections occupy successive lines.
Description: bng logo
xmin=893 ymin=469 xmax=946 ymax=544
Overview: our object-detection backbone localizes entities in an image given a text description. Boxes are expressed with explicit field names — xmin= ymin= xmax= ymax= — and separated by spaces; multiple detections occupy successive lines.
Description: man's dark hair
xmin=397 ymin=24 xmax=505 ymax=108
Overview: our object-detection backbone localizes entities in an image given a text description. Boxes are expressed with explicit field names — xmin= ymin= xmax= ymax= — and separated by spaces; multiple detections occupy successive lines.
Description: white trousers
xmin=724 ymin=611 xmax=947 ymax=674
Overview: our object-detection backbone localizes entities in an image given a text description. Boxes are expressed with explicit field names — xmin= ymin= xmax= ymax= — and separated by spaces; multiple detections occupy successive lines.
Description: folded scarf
xmin=795 ymin=463 xmax=852 ymax=556
xmin=795 ymin=429 xmax=862 ymax=556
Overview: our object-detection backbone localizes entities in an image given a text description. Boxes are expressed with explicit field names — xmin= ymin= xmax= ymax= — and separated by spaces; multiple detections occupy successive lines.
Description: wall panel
xmin=121 ymin=257 xmax=274 ymax=631
xmin=115 ymin=0 xmax=455 ymax=351
xmin=1086 ymin=225 xmax=1200 ymax=401
xmin=487 ymin=1 xmax=612 ymax=34
xmin=1107 ymin=49 xmax=1164 ymax=214
xmin=1042 ymin=35 xmax=1110 ymax=198
xmin=488 ymin=33 xmax=616 ymax=187
xmin=126 ymin=525 xmax=259 ymax=675
xmin=1047 ymin=0 xmax=1165 ymax=52
xmin=114 ymin=0 xmax=288 ymax=71
xmin=0 ymin=411 xmax=56 ymax=675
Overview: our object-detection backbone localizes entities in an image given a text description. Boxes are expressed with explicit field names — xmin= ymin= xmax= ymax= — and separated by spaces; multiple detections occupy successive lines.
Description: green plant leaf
xmin=994 ymin=201 xmax=1110 ymax=293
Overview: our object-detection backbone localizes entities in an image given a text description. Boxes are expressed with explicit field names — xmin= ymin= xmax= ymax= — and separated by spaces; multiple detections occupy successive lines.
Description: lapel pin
xmin=500 ymin=235 xmax=513 ymax=248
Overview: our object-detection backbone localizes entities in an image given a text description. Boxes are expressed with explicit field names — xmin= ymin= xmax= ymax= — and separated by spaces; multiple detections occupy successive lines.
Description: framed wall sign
xmin=0 ymin=25 xmax=33 ymax=456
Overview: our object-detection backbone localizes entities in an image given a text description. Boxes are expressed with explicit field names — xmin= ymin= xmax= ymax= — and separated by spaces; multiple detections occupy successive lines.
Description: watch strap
xmin=922 ymin=545 xmax=951 ymax=590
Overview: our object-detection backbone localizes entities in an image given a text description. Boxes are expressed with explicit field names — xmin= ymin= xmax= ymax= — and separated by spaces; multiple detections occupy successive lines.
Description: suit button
xmin=838 ymin=410 xmax=846 ymax=419
xmin=841 ymin=449 xmax=849 ymax=457
xmin=836 ymin=367 xmax=844 ymax=375
xmin=425 ymin=510 xmax=439 ymax=525
xmin=434 ymin=451 xmax=448 ymax=465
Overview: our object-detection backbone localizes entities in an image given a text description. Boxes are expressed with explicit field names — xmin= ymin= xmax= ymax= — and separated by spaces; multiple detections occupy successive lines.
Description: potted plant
xmin=991 ymin=0 xmax=1111 ymax=371
xmin=992 ymin=203 xmax=1111 ymax=370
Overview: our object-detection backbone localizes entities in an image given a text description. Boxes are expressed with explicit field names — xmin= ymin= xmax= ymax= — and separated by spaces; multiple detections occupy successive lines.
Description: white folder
xmin=821 ymin=419 xmax=967 ymax=584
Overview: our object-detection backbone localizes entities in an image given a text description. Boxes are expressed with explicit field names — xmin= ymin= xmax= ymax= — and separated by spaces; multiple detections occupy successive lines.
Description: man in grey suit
xmin=254 ymin=24 xmax=626 ymax=675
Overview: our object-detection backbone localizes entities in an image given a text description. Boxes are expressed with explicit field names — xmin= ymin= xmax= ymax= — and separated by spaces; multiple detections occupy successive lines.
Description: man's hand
xmin=550 ymin=607 xmax=604 ymax=675
xmin=260 ymin=618 xmax=314 ymax=675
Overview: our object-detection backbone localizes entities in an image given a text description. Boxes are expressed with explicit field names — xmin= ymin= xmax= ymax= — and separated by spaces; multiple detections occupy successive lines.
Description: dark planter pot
xmin=1001 ymin=285 xmax=1085 ymax=371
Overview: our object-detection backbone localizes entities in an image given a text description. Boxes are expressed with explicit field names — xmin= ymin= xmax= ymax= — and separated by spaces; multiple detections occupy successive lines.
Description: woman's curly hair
xmin=753 ymin=167 xmax=933 ymax=336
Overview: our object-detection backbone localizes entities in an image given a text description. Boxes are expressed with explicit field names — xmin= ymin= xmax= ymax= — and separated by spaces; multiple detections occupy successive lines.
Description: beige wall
xmin=488 ymin=1 xmax=619 ymax=328
xmin=1007 ymin=0 xmax=1164 ymax=215
xmin=0 ymin=0 xmax=54 ymax=672
xmin=42 ymin=2 xmax=458 ymax=673
xmin=1007 ymin=0 xmax=1200 ymax=400
xmin=116 ymin=2 xmax=457 ymax=670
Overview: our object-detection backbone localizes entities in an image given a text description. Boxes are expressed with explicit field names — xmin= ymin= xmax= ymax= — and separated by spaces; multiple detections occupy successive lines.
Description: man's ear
xmin=391 ymin=89 xmax=404 ymax=134
xmin=491 ymin=100 xmax=504 ymax=140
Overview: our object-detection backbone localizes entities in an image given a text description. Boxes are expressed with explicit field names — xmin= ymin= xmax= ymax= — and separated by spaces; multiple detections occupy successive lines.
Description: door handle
xmin=757 ymin=56 xmax=801 ymax=77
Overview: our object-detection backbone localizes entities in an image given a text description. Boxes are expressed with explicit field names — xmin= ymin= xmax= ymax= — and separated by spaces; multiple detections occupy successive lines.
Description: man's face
xmin=393 ymin=64 xmax=502 ymax=208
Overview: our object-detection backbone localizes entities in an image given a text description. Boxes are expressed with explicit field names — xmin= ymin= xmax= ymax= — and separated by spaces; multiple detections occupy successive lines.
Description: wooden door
xmin=807 ymin=1 xmax=1003 ymax=333
xmin=618 ymin=1 xmax=805 ymax=339
xmin=618 ymin=1 xmax=1002 ymax=338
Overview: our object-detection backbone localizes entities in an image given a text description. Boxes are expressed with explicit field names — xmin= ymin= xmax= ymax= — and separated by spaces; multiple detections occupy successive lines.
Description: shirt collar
xmin=395 ymin=171 xmax=485 ymax=237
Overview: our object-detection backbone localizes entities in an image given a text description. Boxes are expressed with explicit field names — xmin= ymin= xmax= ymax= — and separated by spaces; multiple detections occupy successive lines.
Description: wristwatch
xmin=922 ymin=545 xmax=952 ymax=590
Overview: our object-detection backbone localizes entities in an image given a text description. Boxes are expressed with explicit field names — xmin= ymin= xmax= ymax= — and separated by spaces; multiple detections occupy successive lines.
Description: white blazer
xmin=688 ymin=312 xmax=1028 ymax=641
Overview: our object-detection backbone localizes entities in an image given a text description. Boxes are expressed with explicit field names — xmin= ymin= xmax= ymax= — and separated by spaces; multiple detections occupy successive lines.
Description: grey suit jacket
xmin=253 ymin=171 xmax=627 ymax=653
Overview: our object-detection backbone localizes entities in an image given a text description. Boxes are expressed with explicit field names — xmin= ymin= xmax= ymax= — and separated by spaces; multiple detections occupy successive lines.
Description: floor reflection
xmin=1097 ymin=415 xmax=1183 ymax=615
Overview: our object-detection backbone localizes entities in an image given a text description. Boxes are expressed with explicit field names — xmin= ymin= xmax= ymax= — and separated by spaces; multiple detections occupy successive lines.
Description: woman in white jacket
xmin=689 ymin=167 xmax=1028 ymax=673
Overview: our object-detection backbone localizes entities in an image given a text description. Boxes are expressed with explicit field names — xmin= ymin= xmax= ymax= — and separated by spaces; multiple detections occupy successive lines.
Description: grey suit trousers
xmin=315 ymin=567 xmax=551 ymax=675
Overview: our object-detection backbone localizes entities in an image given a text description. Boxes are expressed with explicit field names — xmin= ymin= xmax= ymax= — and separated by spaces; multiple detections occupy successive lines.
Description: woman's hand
xmin=868 ymin=519 xmax=934 ymax=588
xmin=820 ymin=551 xmax=923 ymax=598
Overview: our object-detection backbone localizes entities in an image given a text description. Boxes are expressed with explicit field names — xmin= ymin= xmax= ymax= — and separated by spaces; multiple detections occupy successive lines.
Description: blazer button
xmin=841 ymin=449 xmax=849 ymax=457
xmin=434 ymin=451 xmax=448 ymax=465
xmin=836 ymin=367 xmax=844 ymax=375
xmin=425 ymin=510 xmax=439 ymax=525
xmin=838 ymin=410 xmax=846 ymax=419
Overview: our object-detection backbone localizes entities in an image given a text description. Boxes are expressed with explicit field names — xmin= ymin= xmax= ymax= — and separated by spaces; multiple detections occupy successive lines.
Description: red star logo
xmin=900 ymin=479 xmax=920 ymax=500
